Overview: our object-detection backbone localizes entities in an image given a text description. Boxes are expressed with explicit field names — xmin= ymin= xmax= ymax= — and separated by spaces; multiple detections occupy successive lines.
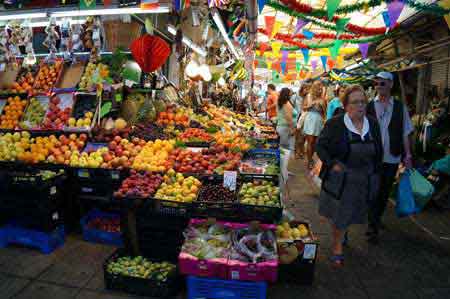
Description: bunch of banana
xmin=229 ymin=61 xmax=248 ymax=81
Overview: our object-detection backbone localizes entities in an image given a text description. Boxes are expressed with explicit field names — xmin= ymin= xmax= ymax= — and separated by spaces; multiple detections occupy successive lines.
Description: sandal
xmin=330 ymin=254 xmax=344 ymax=267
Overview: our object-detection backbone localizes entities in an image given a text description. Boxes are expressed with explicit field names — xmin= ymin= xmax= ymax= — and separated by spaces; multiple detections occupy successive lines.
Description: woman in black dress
xmin=316 ymin=85 xmax=383 ymax=266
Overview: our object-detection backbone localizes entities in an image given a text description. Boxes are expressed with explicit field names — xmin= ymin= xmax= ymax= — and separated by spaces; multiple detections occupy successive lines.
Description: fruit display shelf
xmin=80 ymin=209 xmax=123 ymax=246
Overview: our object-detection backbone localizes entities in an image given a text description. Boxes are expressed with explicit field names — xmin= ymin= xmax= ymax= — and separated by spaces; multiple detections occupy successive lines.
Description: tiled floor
xmin=1 ymin=158 xmax=450 ymax=298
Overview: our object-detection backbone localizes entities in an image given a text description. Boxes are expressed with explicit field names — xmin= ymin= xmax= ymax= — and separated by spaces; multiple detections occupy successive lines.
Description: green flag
xmin=329 ymin=40 xmax=344 ymax=60
xmin=296 ymin=61 xmax=302 ymax=73
xmin=80 ymin=0 xmax=96 ymax=9
xmin=335 ymin=18 xmax=350 ymax=35
xmin=326 ymin=0 xmax=342 ymax=20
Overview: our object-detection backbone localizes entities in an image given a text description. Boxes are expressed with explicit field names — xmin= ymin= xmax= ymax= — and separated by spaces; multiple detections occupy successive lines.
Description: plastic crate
xmin=104 ymin=248 xmax=181 ymax=298
xmin=135 ymin=201 xmax=189 ymax=229
xmin=80 ymin=209 xmax=123 ymax=246
xmin=76 ymin=168 xmax=124 ymax=199
xmin=191 ymin=176 xmax=239 ymax=220
xmin=237 ymin=177 xmax=282 ymax=223
xmin=240 ymin=150 xmax=281 ymax=180
xmin=0 ymin=225 xmax=65 ymax=254
xmin=187 ymin=276 xmax=267 ymax=299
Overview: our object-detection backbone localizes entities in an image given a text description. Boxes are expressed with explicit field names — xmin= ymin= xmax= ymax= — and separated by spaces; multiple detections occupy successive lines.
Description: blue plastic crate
xmin=187 ymin=276 xmax=267 ymax=299
xmin=80 ymin=209 xmax=123 ymax=246
xmin=0 ymin=225 xmax=64 ymax=254
xmin=247 ymin=149 xmax=280 ymax=161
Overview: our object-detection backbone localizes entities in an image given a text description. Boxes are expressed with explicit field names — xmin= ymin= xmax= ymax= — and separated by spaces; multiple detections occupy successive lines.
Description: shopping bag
xmin=430 ymin=155 xmax=450 ymax=175
xmin=395 ymin=171 xmax=419 ymax=217
xmin=409 ymin=169 xmax=434 ymax=209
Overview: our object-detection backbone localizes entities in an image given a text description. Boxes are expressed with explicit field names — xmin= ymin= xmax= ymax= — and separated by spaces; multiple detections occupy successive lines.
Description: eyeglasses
xmin=349 ymin=100 xmax=366 ymax=106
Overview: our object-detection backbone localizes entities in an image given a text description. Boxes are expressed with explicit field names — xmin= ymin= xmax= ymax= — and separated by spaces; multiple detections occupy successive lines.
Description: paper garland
xmin=326 ymin=0 xmax=343 ymax=20
xmin=267 ymin=1 xmax=394 ymax=36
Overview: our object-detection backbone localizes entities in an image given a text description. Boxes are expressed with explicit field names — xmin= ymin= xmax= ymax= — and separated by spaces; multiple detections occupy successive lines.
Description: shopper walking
xmin=265 ymin=84 xmax=278 ymax=123
xmin=316 ymin=85 xmax=383 ymax=266
xmin=366 ymin=72 xmax=414 ymax=243
xmin=326 ymin=85 xmax=345 ymax=120
xmin=303 ymin=80 xmax=326 ymax=169
xmin=276 ymin=88 xmax=297 ymax=151
xmin=294 ymin=83 xmax=311 ymax=159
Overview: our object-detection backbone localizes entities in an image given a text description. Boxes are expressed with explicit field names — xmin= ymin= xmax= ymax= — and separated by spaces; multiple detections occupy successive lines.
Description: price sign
xmin=78 ymin=169 xmax=90 ymax=178
xmin=303 ymin=244 xmax=317 ymax=260
xmin=223 ymin=171 xmax=237 ymax=191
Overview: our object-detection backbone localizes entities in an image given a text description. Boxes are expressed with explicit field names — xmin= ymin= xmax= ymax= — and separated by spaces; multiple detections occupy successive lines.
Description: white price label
xmin=303 ymin=244 xmax=317 ymax=260
xmin=224 ymin=59 xmax=235 ymax=68
xmin=52 ymin=212 xmax=59 ymax=220
xmin=223 ymin=171 xmax=237 ymax=191
xmin=50 ymin=186 xmax=57 ymax=195
xmin=78 ymin=169 xmax=89 ymax=178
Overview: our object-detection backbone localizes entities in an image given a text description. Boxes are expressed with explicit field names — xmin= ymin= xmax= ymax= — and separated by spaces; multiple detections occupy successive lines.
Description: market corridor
xmin=0 ymin=158 xmax=449 ymax=299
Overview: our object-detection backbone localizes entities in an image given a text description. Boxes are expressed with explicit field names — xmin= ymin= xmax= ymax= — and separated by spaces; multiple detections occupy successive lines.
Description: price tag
xmin=224 ymin=59 xmax=235 ymax=69
xmin=303 ymin=244 xmax=317 ymax=260
xmin=52 ymin=212 xmax=59 ymax=220
xmin=81 ymin=187 xmax=93 ymax=193
xmin=223 ymin=171 xmax=237 ymax=191
xmin=78 ymin=169 xmax=90 ymax=178
xmin=0 ymin=63 xmax=5 ymax=72
xmin=50 ymin=186 xmax=57 ymax=195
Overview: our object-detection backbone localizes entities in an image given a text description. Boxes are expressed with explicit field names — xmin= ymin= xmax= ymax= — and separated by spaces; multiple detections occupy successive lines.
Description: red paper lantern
xmin=130 ymin=34 xmax=171 ymax=73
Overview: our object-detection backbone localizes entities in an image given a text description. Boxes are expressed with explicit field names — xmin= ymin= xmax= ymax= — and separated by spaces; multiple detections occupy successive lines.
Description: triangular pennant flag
xmin=267 ymin=60 xmax=272 ymax=70
xmin=335 ymin=18 xmax=350 ymax=35
xmin=301 ymin=48 xmax=310 ymax=64
xmin=294 ymin=19 xmax=308 ymax=35
xmin=281 ymin=50 xmax=288 ymax=63
xmin=382 ymin=11 xmax=391 ymax=28
xmin=272 ymin=21 xmax=283 ymax=38
xmin=439 ymin=0 xmax=450 ymax=29
xmin=311 ymin=60 xmax=317 ymax=71
xmin=387 ymin=0 xmax=405 ymax=29
xmin=320 ymin=56 xmax=328 ymax=70
xmin=302 ymin=30 xmax=314 ymax=40
xmin=259 ymin=43 xmax=269 ymax=56
xmin=253 ymin=60 xmax=259 ymax=69
xmin=326 ymin=0 xmax=342 ymax=21
xmin=271 ymin=41 xmax=282 ymax=56
xmin=258 ymin=0 xmax=266 ymax=14
xmin=265 ymin=16 xmax=276 ymax=38
xmin=299 ymin=69 xmax=305 ymax=79
xmin=327 ymin=59 xmax=335 ymax=70
xmin=329 ymin=40 xmax=344 ymax=60
xmin=358 ymin=43 xmax=369 ymax=59
xmin=296 ymin=61 xmax=302 ymax=72
xmin=80 ymin=0 xmax=96 ymax=9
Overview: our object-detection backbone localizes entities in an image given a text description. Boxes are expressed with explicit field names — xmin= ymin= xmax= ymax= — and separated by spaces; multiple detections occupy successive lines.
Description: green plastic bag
xmin=409 ymin=169 xmax=434 ymax=209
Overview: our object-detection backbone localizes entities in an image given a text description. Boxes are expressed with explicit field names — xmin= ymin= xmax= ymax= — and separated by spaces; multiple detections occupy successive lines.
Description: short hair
xmin=267 ymin=84 xmax=276 ymax=91
xmin=342 ymin=84 xmax=367 ymax=107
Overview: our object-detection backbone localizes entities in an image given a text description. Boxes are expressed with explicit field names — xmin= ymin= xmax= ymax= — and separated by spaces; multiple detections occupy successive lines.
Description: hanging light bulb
xmin=185 ymin=59 xmax=200 ymax=79
xmin=198 ymin=64 xmax=212 ymax=82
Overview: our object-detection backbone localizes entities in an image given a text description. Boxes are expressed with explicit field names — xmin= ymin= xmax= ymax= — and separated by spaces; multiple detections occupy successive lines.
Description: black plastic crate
xmin=152 ymin=198 xmax=192 ymax=218
xmin=75 ymin=168 xmax=124 ymax=199
xmin=104 ymin=248 xmax=181 ymax=298
xmin=191 ymin=176 xmax=240 ymax=220
xmin=136 ymin=201 xmax=189 ymax=230
xmin=237 ymin=177 xmax=282 ymax=223
xmin=278 ymin=240 xmax=318 ymax=285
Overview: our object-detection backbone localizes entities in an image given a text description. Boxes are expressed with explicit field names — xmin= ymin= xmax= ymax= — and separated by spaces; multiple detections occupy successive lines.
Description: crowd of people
xmin=254 ymin=71 xmax=414 ymax=267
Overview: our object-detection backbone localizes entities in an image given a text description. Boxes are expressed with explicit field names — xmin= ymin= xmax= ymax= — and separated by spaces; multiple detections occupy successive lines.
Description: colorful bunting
xmin=258 ymin=0 xmax=266 ymax=13
xmin=80 ymin=0 xmax=96 ymax=9
xmin=281 ymin=50 xmax=288 ymax=74
xmin=271 ymin=41 xmax=282 ymax=55
xmin=335 ymin=18 xmax=350 ymax=35
xmin=382 ymin=11 xmax=391 ymax=28
xmin=294 ymin=19 xmax=308 ymax=34
xmin=327 ymin=59 xmax=335 ymax=70
xmin=329 ymin=39 xmax=343 ymax=60
xmin=301 ymin=48 xmax=310 ymax=64
xmin=441 ymin=0 xmax=450 ymax=29
xmin=265 ymin=16 xmax=276 ymax=38
xmin=358 ymin=43 xmax=369 ymax=59
xmin=272 ymin=21 xmax=283 ymax=38
xmin=302 ymin=30 xmax=315 ymax=40
xmin=173 ymin=0 xmax=190 ymax=12
xmin=311 ymin=60 xmax=317 ymax=71
xmin=267 ymin=60 xmax=273 ymax=70
xmin=387 ymin=0 xmax=405 ymax=29
xmin=326 ymin=0 xmax=342 ymax=21
xmin=336 ymin=56 xmax=344 ymax=68
xmin=260 ymin=42 xmax=269 ymax=56
xmin=296 ymin=61 xmax=302 ymax=72
xmin=320 ymin=56 xmax=328 ymax=70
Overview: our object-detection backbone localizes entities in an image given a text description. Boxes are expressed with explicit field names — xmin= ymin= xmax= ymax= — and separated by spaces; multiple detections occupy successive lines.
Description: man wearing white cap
xmin=366 ymin=71 xmax=414 ymax=243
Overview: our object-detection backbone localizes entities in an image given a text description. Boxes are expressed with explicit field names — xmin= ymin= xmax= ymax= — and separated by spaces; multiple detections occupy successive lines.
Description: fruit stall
xmin=0 ymin=2 xmax=318 ymax=299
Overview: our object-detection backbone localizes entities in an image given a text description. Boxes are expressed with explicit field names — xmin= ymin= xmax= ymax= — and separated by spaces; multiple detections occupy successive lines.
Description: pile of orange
xmin=10 ymin=71 xmax=35 ymax=94
xmin=34 ymin=62 xmax=62 ymax=93
xmin=214 ymin=132 xmax=250 ymax=152
xmin=0 ymin=96 xmax=27 ymax=129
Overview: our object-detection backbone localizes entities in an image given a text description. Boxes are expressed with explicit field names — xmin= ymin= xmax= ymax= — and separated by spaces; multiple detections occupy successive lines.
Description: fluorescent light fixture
xmin=51 ymin=6 xmax=169 ymax=18
xmin=167 ymin=25 xmax=207 ymax=57
xmin=345 ymin=59 xmax=370 ymax=71
xmin=0 ymin=12 xmax=47 ymax=21
xmin=28 ymin=19 xmax=87 ymax=28
xmin=211 ymin=9 xmax=240 ymax=59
